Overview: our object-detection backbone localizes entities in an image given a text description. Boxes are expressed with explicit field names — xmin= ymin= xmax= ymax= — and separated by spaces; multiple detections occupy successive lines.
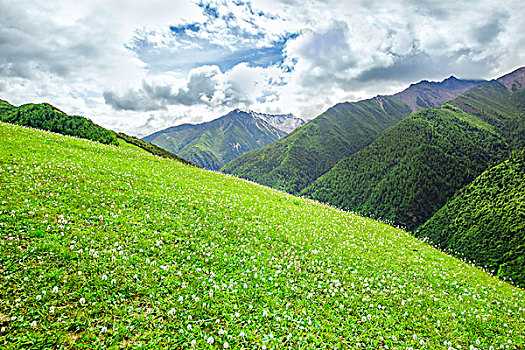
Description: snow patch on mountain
xmin=232 ymin=108 xmax=305 ymax=133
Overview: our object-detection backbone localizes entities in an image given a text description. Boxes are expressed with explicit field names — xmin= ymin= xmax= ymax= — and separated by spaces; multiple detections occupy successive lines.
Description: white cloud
xmin=103 ymin=62 xmax=282 ymax=111
xmin=1 ymin=0 xmax=524 ymax=136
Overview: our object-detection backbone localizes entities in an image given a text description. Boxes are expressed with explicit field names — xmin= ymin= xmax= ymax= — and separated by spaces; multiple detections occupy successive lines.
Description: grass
xmin=0 ymin=122 xmax=524 ymax=349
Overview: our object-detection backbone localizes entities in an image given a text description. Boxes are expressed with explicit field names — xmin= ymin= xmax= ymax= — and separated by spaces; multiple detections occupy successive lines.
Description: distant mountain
xmin=303 ymin=67 xmax=525 ymax=229
xmin=142 ymin=109 xmax=287 ymax=170
xmin=393 ymin=76 xmax=485 ymax=112
xmin=0 ymin=99 xmax=118 ymax=145
xmin=222 ymin=76 xmax=484 ymax=194
xmin=222 ymin=97 xmax=411 ymax=193
xmin=416 ymin=149 xmax=525 ymax=287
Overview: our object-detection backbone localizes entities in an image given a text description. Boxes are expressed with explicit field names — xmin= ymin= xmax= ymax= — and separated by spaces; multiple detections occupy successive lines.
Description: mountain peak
xmin=142 ymin=111 xmax=286 ymax=170
xmin=392 ymin=76 xmax=486 ymax=112
xmin=226 ymin=108 xmax=305 ymax=133
xmin=231 ymin=107 xmax=250 ymax=114
xmin=443 ymin=75 xmax=459 ymax=82
xmin=496 ymin=66 xmax=525 ymax=91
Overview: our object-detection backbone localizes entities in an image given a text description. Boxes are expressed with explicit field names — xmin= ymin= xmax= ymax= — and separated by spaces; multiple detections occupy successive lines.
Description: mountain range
xmin=142 ymin=109 xmax=302 ymax=170
xmin=392 ymin=75 xmax=485 ymax=112
xmin=222 ymin=75 xmax=486 ymax=193
xmin=2 ymin=67 xmax=523 ymax=288
xmin=303 ymin=68 xmax=525 ymax=229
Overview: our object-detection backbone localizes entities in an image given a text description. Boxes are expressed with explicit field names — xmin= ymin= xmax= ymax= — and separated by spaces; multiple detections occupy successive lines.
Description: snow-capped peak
xmin=231 ymin=108 xmax=305 ymax=133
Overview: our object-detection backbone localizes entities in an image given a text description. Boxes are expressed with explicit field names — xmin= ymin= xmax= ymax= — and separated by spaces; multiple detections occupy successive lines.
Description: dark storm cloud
xmin=354 ymin=53 xmax=493 ymax=85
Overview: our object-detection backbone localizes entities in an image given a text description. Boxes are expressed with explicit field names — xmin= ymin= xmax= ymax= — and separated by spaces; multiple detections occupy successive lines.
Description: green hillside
xmin=0 ymin=99 xmax=118 ymax=145
xmin=143 ymin=110 xmax=286 ymax=170
xmin=1 ymin=122 xmax=524 ymax=348
xmin=222 ymin=97 xmax=412 ymax=194
xmin=417 ymin=150 xmax=525 ymax=286
xmin=116 ymin=133 xmax=195 ymax=167
xmin=0 ymin=98 xmax=193 ymax=167
xmin=304 ymin=70 xmax=525 ymax=230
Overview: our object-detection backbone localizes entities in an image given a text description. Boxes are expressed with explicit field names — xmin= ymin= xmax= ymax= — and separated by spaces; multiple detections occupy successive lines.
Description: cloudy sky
xmin=1 ymin=0 xmax=524 ymax=136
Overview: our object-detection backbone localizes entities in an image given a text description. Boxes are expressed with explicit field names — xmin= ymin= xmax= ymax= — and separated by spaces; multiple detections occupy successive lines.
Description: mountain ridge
xmin=143 ymin=109 xmax=288 ymax=170
xmin=222 ymin=96 xmax=412 ymax=193
xmin=229 ymin=108 xmax=305 ymax=133
xmin=222 ymin=75 xmax=485 ymax=193
xmin=302 ymin=67 xmax=525 ymax=230
xmin=497 ymin=66 xmax=525 ymax=90
xmin=392 ymin=75 xmax=486 ymax=112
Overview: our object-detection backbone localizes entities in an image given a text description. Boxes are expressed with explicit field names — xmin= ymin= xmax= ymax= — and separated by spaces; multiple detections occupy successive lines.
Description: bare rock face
xmin=233 ymin=109 xmax=305 ymax=133
xmin=497 ymin=66 xmax=525 ymax=91
xmin=392 ymin=76 xmax=486 ymax=112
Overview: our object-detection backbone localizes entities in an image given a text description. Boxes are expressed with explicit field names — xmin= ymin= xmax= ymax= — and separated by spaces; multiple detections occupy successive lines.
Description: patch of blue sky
xmin=131 ymin=30 xmax=297 ymax=74
xmin=198 ymin=2 xmax=220 ymax=19
xmin=199 ymin=0 xmax=268 ymax=20
xmin=169 ymin=23 xmax=201 ymax=34
xmin=217 ymin=44 xmax=285 ymax=71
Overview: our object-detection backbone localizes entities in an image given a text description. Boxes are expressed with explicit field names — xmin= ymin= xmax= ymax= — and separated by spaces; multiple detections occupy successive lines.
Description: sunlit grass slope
xmin=1 ymin=122 xmax=524 ymax=349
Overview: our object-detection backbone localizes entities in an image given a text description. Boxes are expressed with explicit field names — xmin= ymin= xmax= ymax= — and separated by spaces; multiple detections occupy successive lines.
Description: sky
xmin=1 ymin=0 xmax=524 ymax=137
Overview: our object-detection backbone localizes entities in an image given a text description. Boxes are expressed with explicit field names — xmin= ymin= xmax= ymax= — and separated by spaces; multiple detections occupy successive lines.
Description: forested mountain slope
xmin=223 ymin=97 xmax=412 ymax=193
xmin=416 ymin=149 xmax=525 ymax=286
xmin=303 ymin=67 xmax=525 ymax=230
xmin=222 ymin=77 xmax=484 ymax=194
xmin=143 ymin=109 xmax=286 ymax=170
xmin=0 ymin=99 xmax=117 ymax=145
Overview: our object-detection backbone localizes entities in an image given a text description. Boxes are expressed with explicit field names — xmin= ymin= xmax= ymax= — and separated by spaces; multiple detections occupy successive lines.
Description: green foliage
xmin=116 ymin=132 xmax=195 ymax=166
xmin=303 ymin=80 xmax=525 ymax=230
xmin=222 ymin=97 xmax=412 ymax=193
xmin=143 ymin=111 xmax=286 ymax=170
xmin=0 ymin=99 xmax=118 ymax=145
xmin=1 ymin=122 xmax=525 ymax=348
xmin=502 ymin=113 xmax=525 ymax=150
xmin=417 ymin=149 xmax=525 ymax=286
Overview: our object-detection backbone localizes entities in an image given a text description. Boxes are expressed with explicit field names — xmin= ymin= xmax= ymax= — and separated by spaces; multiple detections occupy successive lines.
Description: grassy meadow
xmin=0 ymin=122 xmax=524 ymax=349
